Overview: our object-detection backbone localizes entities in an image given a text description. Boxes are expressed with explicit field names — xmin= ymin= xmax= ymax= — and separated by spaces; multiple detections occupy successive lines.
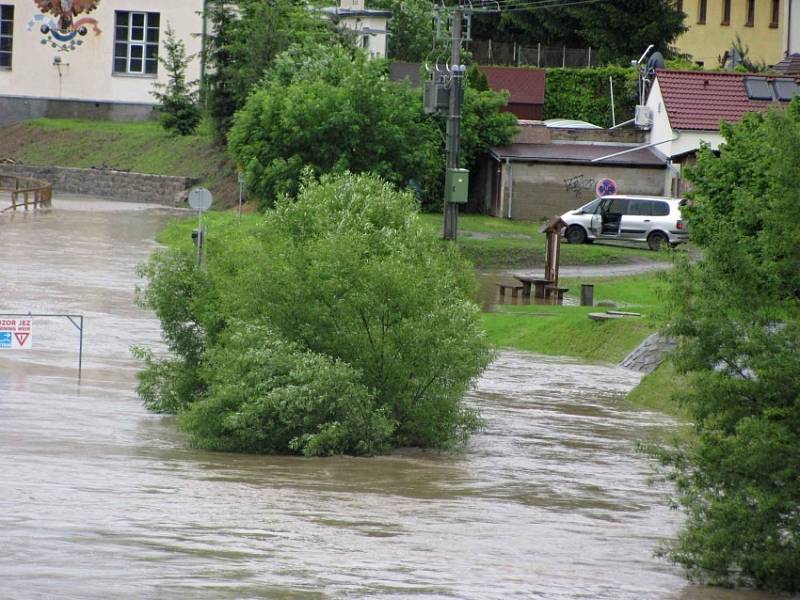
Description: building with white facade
xmin=321 ymin=0 xmax=390 ymax=59
xmin=0 ymin=0 xmax=204 ymax=124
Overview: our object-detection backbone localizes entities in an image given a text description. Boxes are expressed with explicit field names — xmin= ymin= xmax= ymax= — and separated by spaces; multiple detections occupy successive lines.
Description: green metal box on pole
xmin=445 ymin=168 xmax=469 ymax=204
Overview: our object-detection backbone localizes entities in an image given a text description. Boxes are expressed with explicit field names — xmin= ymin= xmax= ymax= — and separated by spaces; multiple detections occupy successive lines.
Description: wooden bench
xmin=496 ymin=283 xmax=524 ymax=299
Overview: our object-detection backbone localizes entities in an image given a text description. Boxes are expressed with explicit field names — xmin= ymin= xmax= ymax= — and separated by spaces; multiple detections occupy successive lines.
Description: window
xmin=677 ymin=0 xmax=684 ymax=13
xmin=745 ymin=0 xmax=755 ymax=26
xmin=652 ymin=202 xmax=670 ymax=217
xmin=628 ymin=200 xmax=653 ymax=216
xmin=721 ymin=0 xmax=731 ymax=24
xmin=697 ymin=0 xmax=707 ymax=24
xmin=744 ymin=77 xmax=772 ymax=99
xmin=113 ymin=11 xmax=159 ymax=75
xmin=606 ymin=198 xmax=629 ymax=214
xmin=0 ymin=5 xmax=12 ymax=69
xmin=770 ymin=0 xmax=779 ymax=27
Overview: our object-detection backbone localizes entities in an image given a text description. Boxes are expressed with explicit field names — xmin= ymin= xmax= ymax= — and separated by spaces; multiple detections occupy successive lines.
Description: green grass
xmin=480 ymin=270 xmax=669 ymax=362
xmin=2 ymin=118 xmax=238 ymax=205
xmin=419 ymin=213 xmax=674 ymax=268
xmin=625 ymin=360 xmax=689 ymax=420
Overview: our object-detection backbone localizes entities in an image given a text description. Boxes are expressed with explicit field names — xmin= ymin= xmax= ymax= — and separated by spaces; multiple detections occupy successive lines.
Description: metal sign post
xmin=0 ymin=313 xmax=84 ymax=379
xmin=237 ymin=171 xmax=246 ymax=224
xmin=188 ymin=187 xmax=214 ymax=266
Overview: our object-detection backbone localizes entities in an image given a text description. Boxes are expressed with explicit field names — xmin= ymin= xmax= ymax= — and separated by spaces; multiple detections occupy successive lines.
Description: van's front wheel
xmin=565 ymin=225 xmax=587 ymax=244
xmin=647 ymin=231 xmax=668 ymax=251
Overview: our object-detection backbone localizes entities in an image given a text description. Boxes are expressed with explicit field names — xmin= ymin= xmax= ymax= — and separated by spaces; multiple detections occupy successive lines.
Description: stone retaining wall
xmin=0 ymin=164 xmax=197 ymax=206
xmin=620 ymin=333 xmax=677 ymax=373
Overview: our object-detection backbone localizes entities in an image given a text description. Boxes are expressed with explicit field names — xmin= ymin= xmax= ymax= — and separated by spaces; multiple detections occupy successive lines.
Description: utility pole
xmin=443 ymin=7 xmax=464 ymax=242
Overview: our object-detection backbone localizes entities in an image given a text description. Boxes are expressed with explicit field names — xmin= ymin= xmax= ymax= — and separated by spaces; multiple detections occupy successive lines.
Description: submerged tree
xmin=135 ymin=172 xmax=493 ymax=455
xmin=658 ymin=100 xmax=800 ymax=592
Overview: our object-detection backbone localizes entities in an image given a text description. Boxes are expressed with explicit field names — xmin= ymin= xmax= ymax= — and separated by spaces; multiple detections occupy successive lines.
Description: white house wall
xmin=0 ymin=0 xmax=204 ymax=106
xmin=339 ymin=15 xmax=387 ymax=58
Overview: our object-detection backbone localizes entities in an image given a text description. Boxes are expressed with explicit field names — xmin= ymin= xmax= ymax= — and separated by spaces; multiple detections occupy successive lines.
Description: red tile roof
xmin=655 ymin=69 xmax=778 ymax=131
xmin=480 ymin=67 xmax=546 ymax=105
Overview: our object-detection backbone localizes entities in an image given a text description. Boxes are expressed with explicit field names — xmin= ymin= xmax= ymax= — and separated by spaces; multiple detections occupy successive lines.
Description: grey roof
xmin=490 ymin=143 xmax=666 ymax=167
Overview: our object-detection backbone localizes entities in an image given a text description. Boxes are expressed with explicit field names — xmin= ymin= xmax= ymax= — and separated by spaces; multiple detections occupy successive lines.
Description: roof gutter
xmin=590 ymin=134 xmax=680 ymax=163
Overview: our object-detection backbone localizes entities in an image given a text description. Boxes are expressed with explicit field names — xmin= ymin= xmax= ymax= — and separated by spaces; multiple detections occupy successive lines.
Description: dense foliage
xmin=472 ymin=0 xmax=686 ymax=65
xmin=228 ymin=44 xmax=441 ymax=206
xmin=543 ymin=67 xmax=639 ymax=127
xmin=659 ymin=101 xmax=800 ymax=591
xmin=371 ymin=0 xmax=434 ymax=62
xmin=229 ymin=43 xmax=517 ymax=208
xmin=136 ymin=173 xmax=493 ymax=455
xmin=151 ymin=26 xmax=201 ymax=136
xmin=203 ymin=0 xmax=337 ymax=140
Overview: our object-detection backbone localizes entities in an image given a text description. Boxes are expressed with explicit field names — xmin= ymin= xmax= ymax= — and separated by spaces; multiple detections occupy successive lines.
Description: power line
xmin=437 ymin=0 xmax=608 ymax=13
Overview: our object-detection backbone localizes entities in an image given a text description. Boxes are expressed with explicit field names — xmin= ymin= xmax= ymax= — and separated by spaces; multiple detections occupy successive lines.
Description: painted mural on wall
xmin=27 ymin=0 xmax=101 ymax=52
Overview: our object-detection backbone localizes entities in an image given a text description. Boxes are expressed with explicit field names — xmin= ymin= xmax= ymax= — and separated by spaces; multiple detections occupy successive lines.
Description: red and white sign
xmin=0 ymin=318 xmax=33 ymax=350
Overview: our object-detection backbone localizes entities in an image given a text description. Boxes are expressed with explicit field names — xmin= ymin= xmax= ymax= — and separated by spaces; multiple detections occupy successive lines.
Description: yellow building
xmin=673 ymin=0 xmax=797 ymax=66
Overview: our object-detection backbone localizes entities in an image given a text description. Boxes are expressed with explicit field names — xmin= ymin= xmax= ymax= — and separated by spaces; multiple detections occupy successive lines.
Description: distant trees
xmin=472 ymin=0 xmax=686 ymax=64
xmin=228 ymin=43 xmax=518 ymax=208
xmin=658 ymin=100 xmax=800 ymax=592
xmin=203 ymin=0 xmax=338 ymax=140
xmin=135 ymin=173 xmax=493 ymax=455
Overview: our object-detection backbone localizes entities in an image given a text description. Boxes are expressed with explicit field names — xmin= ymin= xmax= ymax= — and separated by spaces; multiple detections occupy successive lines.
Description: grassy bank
xmin=480 ymin=271 xmax=668 ymax=363
xmin=0 ymin=119 xmax=238 ymax=205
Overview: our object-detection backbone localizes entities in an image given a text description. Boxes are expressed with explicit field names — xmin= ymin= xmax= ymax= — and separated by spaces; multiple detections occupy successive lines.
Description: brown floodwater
xmin=0 ymin=197 xmax=785 ymax=599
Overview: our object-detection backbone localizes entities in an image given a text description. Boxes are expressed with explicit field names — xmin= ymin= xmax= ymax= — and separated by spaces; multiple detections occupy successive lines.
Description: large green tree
xmin=135 ymin=173 xmax=493 ymax=455
xmin=203 ymin=0 xmax=337 ymax=140
xmin=472 ymin=0 xmax=686 ymax=64
xmin=659 ymin=101 xmax=800 ymax=592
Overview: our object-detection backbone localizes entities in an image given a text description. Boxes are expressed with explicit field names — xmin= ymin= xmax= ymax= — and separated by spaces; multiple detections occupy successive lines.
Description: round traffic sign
xmin=595 ymin=178 xmax=617 ymax=197
xmin=189 ymin=187 xmax=214 ymax=212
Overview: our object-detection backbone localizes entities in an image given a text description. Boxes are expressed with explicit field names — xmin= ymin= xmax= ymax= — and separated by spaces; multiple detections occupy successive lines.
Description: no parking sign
xmin=595 ymin=178 xmax=617 ymax=197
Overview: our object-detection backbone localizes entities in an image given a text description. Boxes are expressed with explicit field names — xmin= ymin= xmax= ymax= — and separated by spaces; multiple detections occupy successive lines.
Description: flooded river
xmin=0 ymin=197 xmax=782 ymax=599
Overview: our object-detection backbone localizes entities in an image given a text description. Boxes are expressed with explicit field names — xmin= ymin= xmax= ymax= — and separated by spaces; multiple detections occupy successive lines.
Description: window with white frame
xmin=113 ymin=11 xmax=159 ymax=75
xmin=0 ymin=5 xmax=13 ymax=70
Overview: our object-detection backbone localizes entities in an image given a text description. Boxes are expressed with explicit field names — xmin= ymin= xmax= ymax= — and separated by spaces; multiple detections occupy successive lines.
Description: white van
xmin=560 ymin=195 xmax=689 ymax=250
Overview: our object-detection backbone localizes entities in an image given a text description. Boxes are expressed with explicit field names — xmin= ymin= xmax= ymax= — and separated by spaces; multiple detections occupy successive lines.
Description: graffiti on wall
xmin=563 ymin=174 xmax=596 ymax=200
xmin=28 ymin=0 xmax=101 ymax=52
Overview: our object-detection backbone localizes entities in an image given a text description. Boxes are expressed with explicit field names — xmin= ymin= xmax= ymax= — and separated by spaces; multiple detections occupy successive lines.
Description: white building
xmin=321 ymin=0 xmax=390 ymax=59
xmin=0 ymin=0 xmax=204 ymax=124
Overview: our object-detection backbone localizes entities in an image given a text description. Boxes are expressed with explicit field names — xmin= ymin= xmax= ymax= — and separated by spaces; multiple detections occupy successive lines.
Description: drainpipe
xmin=200 ymin=0 xmax=208 ymax=105
xmin=788 ymin=0 xmax=793 ymax=54
xmin=506 ymin=158 xmax=513 ymax=220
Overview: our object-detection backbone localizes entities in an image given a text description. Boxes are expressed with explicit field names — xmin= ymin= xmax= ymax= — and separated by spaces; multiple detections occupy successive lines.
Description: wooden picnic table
xmin=513 ymin=275 xmax=553 ymax=298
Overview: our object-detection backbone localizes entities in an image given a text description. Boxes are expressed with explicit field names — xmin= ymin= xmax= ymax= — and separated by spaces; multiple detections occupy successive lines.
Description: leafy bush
xmin=656 ymin=100 xmax=800 ymax=592
xmin=135 ymin=172 xmax=493 ymax=454
xmin=181 ymin=321 xmax=394 ymax=456
xmin=543 ymin=67 xmax=638 ymax=127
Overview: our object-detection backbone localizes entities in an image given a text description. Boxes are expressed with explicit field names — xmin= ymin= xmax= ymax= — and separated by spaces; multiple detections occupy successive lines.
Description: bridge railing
xmin=0 ymin=174 xmax=53 ymax=212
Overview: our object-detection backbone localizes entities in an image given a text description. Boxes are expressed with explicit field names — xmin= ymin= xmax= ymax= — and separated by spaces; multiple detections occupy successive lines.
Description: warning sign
xmin=0 ymin=319 xmax=33 ymax=350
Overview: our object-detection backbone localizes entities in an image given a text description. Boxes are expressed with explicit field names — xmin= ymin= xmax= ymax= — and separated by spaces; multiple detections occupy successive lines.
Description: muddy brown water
xmin=0 ymin=198 xmax=783 ymax=599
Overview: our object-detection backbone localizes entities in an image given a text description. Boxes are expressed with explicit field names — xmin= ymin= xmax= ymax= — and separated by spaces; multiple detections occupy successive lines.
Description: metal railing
xmin=0 ymin=175 xmax=53 ymax=212
xmin=470 ymin=39 xmax=594 ymax=68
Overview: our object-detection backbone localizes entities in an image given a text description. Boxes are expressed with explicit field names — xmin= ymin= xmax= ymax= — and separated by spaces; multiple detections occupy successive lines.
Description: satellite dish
xmin=646 ymin=51 xmax=665 ymax=74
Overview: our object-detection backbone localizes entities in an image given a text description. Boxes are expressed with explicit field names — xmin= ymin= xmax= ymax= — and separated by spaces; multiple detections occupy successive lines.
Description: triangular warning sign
xmin=14 ymin=332 xmax=29 ymax=347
